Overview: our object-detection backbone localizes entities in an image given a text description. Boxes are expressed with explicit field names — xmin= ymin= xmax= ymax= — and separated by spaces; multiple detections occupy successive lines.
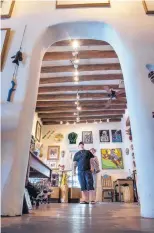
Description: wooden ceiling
xmin=36 ymin=39 xmax=127 ymax=125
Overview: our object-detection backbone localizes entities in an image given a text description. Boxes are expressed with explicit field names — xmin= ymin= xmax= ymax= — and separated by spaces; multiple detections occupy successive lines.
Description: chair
xmin=102 ymin=175 xmax=114 ymax=202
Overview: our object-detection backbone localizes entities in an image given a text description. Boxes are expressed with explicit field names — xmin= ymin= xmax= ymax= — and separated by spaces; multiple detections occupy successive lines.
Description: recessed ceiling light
xmin=72 ymin=40 xmax=79 ymax=50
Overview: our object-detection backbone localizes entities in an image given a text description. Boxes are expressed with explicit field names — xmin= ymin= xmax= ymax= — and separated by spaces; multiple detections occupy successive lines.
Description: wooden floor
xmin=1 ymin=203 xmax=154 ymax=233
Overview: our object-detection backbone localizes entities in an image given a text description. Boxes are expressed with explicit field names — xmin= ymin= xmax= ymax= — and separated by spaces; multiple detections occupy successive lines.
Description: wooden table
xmin=113 ymin=179 xmax=134 ymax=202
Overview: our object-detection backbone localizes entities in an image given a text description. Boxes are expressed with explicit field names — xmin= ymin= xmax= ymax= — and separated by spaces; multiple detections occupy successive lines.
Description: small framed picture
xmin=82 ymin=131 xmax=93 ymax=144
xmin=1 ymin=28 xmax=11 ymax=70
xmin=50 ymin=161 xmax=57 ymax=170
xmin=35 ymin=121 xmax=41 ymax=142
xmin=0 ymin=0 xmax=15 ymax=18
xmin=111 ymin=130 xmax=122 ymax=143
xmin=99 ymin=130 xmax=110 ymax=143
xmin=142 ymin=1 xmax=154 ymax=14
xmin=47 ymin=146 xmax=60 ymax=160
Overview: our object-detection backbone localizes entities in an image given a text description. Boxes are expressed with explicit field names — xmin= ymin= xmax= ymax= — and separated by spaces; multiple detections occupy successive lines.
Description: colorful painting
xmin=35 ymin=121 xmax=41 ymax=142
xmin=101 ymin=148 xmax=124 ymax=169
xmin=56 ymin=0 xmax=110 ymax=8
xmin=99 ymin=130 xmax=110 ymax=143
xmin=82 ymin=131 xmax=93 ymax=144
xmin=111 ymin=130 xmax=122 ymax=142
xmin=47 ymin=146 xmax=60 ymax=160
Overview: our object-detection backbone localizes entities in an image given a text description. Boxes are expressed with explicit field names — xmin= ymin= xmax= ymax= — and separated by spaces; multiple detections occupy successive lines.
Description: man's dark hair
xmin=79 ymin=141 xmax=84 ymax=146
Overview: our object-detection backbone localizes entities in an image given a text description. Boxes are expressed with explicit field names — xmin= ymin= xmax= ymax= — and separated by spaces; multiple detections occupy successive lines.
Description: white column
xmin=119 ymin=38 xmax=154 ymax=218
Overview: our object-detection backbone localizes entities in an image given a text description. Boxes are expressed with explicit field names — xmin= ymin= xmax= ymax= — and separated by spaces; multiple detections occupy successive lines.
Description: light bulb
xmin=94 ymin=120 xmax=97 ymax=124
xmin=74 ymin=70 xmax=79 ymax=76
xmin=74 ymin=122 xmax=76 ymax=125
xmin=66 ymin=122 xmax=69 ymax=125
xmin=76 ymin=106 xmax=81 ymax=111
xmin=107 ymin=119 xmax=110 ymax=123
xmin=76 ymin=117 xmax=80 ymax=122
xmin=75 ymin=101 xmax=78 ymax=105
xmin=74 ymin=112 xmax=77 ymax=116
xmin=74 ymin=59 xmax=79 ymax=64
xmin=74 ymin=76 xmax=79 ymax=82
xmin=77 ymin=94 xmax=80 ymax=100
xmin=86 ymin=121 xmax=88 ymax=124
xmin=60 ymin=121 xmax=63 ymax=125
xmin=72 ymin=40 xmax=79 ymax=50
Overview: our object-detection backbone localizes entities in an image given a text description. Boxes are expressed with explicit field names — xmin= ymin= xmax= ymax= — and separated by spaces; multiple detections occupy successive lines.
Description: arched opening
xmin=1 ymin=21 xmax=154 ymax=219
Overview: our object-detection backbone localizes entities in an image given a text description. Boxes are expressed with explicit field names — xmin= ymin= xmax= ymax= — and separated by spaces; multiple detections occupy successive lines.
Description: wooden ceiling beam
xmin=43 ymin=119 xmax=121 ymax=125
xmin=38 ymin=111 xmax=124 ymax=119
xmin=52 ymin=39 xmax=109 ymax=47
xmin=42 ymin=115 xmax=122 ymax=122
xmin=35 ymin=105 xmax=126 ymax=113
xmin=41 ymin=63 xmax=121 ymax=73
xmin=39 ymin=74 xmax=123 ymax=84
xmin=38 ymin=85 xmax=125 ymax=93
xmin=37 ymin=93 xmax=127 ymax=101
xmin=36 ymin=100 xmax=127 ymax=107
xmin=43 ymin=50 xmax=117 ymax=61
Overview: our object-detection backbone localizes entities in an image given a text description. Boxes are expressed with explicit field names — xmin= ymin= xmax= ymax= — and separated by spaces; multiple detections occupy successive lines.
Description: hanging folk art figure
xmin=68 ymin=132 xmax=78 ymax=144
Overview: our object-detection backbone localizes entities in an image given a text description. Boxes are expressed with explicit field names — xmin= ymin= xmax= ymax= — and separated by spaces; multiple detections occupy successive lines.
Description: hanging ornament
xmin=54 ymin=133 xmax=64 ymax=142
xmin=7 ymin=25 xmax=27 ymax=102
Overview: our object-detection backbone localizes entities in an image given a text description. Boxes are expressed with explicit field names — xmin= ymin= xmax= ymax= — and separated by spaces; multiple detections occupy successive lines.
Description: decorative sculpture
xmin=146 ymin=64 xmax=154 ymax=84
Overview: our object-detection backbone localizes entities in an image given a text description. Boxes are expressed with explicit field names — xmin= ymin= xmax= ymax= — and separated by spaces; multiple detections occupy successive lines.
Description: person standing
xmin=73 ymin=142 xmax=94 ymax=204
xmin=90 ymin=148 xmax=101 ymax=203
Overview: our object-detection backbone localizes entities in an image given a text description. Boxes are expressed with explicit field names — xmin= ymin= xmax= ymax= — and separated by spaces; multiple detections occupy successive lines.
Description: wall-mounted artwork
xmin=82 ymin=131 xmax=93 ymax=144
xmin=50 ymin=161 xmax=57 ymax=170
xmin=99 ymin=130 xmax=110 ymax=143
xmin=56 ymin=0 xmax=110 ymax=8
xmin=101 ymin=148 xmax=124 ymax=169
xmin=1 ymin=28 xmax=10 ymax=71
xmin=143 ymin=1 xmax=154 ymax=14
xmin=68 ymin=132 xmax=78 ymax=144
xmin=0 ymin=0 xmax=15 ymax=18
xmin=35 ymin=121 xmax=41 ymax=142
xmin=54 ymin=133 xmax=64 ymax=142
xmin=111 ymin=130 xmax=122 ymax=143
xmin=47 ymin=146 xmax=60 ymax=160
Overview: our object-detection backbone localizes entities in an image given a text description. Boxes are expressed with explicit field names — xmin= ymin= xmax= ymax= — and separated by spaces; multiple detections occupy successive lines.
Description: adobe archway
xmin=1 ymin=21 xmax=154 ymax=218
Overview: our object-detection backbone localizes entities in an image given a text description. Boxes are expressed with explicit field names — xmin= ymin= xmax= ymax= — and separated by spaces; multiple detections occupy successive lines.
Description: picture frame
xmin=82 ymin=131 xmax=93 ymax=144
xmin=101 ymin=148 xmax=124 ymax=169
xmin=50 ymin=161 xmax=58 ymax=170
xmin=111 ymin=130 xmax=122 ymax=143
xmin=56 ymin=0 xmax=110 ymax=9
xmin=47 ymin=146 xmax=60 ymax=160
xmin=142 ymin=1 xmax=154 ymax=14
xmin=35 ymin=121 xmax=41 ymax=142
xmin=0 ymin=0 xmax=15 ymax=19
xmin=99 ymin=130 xmax=110 ymax=143
xmin=0 ymin=28 xmax=11 ymax=71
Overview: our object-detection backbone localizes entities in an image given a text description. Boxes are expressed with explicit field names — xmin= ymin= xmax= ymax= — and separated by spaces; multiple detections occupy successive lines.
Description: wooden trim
xmin=43 ymin=119 xmax=121 ymax=125
xmin=142 ymin=1 xmax=154 ymax=14
xmin=1 ymin=28 xmax=11 ymax=71
xmin=35 ymin=121 xmax=42 ymax=142
xmin=1 ymin=1 xmax=15 ymax=19
xmin=41 ymin=115 xmax=123 ymax=121
xmin=56 ymin=1 xmax=110 ymax=9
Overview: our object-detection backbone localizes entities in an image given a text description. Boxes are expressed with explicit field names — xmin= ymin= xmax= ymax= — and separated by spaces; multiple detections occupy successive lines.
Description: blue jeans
xmin=78 ymin=170 xmax=94 ymax=191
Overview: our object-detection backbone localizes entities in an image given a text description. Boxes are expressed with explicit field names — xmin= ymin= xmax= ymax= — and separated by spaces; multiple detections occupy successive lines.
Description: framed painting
xmin=0 ymin=28 xmax=10 ymax=71
xmin=111 ymin=130 xmax=122 ymax=143
xmin=99 ymin=130 xmax=110 ymax=143
xmin=56 ymin=0 xmax=110 ymax=9
xmin=143 ymin=1 xmax=154 ymax=14
xmin=82 ymin=131 xmax=93 ymax=144
xmin=50 ymin=161 xmax=58 ymax=170
xmin=35 ymin=121 xmax=41 ymax=142
xmin=47 ymin=146 xmax=60 ymax=160
xmin=101 ymin=148 xmax=124 ymax=169
xmin=0 ymin=0 xmax=15 ymax=18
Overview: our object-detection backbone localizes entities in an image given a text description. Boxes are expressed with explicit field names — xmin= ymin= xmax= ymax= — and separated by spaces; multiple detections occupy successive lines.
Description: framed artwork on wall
xmin=47 ymin=146 xmax=60 ymax=160
xmin=0 ymin=28 xmax=10 ymax=71
xmin=50 ymin=161 xmax=58 ymax=170
xmin=111 ymin=130 xmax=122 ymax=143
xmin=56 ymin=0 xmax=110 ymax=8
xmin=35 ymin=121 xmax=41 ymax=142
xmin=82 ymin=131 xmax=93 ymax=144
xmin=99 ymin=130 xmax=110 ymax=143
xmin=142 ymin=1 xmax=154 ymax=14
xmin=101 ymin=148 xmax=124 ymax=169
xmin=0 ymin=0 xmax=15 ymax=18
